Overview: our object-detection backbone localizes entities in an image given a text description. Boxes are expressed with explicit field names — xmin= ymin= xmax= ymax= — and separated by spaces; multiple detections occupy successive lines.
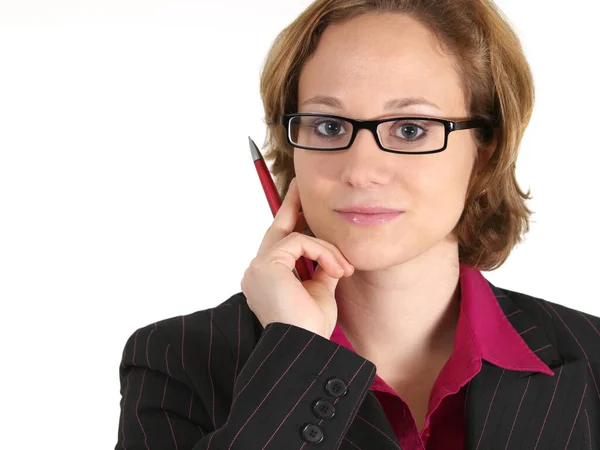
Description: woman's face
xmin=294 ymin=12 xmax=484 ymax=271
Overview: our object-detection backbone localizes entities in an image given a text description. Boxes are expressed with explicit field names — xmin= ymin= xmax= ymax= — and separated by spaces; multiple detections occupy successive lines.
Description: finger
xmin=292 ymin=212 xmax=316 ymax=269
xmin=277 ymin=233 xmax=353 ymax=277
xmin=293 ymin=211 xmax=308 ymax=234
xmin=273 ymin=177 xmax=301 ymax=233
xmin=265 ymin=220 xmax=352 ymax=276
xmin=258 ymin=178 xmax=302 ymax=253
xmin=267 ymin=233 xmax=346 ymax=278
xmin=309 ymin=236 xmax=353 ymax=274
xmin=309 ymin=261 xmax=343 ymax=293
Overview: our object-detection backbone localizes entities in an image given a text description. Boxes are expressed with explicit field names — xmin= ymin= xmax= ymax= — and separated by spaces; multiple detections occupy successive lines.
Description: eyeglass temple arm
xmin=453 ymin=118 xmax=490 ymax=131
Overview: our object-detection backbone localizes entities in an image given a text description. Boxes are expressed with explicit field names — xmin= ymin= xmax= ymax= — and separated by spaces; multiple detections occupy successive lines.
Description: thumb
xmin=308 ymin=262 xmax=342 ymax=294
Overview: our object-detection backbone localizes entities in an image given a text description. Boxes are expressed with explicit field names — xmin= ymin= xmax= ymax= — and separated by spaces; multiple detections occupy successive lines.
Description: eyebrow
xmin=300 ymin=95 xmax=441 ymax=111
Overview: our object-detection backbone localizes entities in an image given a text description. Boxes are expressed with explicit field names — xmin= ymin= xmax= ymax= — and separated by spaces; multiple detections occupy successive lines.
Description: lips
xmin=335 ymin=211 xmax=403 ymax=226
xmin=335 ymin=206 xmax=403 ymax=214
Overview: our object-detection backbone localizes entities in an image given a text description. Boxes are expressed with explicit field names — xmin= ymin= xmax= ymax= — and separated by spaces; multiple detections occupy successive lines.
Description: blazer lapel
xmin=340 ymin=391 xmax=404 ymax=450
xmin=464 ymin=283 xmax=590 ymax=449
xmin=337 ymin=282 xmax=573 ymax=450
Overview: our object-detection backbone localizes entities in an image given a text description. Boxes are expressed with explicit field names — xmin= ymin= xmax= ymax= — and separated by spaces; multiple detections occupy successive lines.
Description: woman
xmin=115 ymin=0 xmax=600 ymax=449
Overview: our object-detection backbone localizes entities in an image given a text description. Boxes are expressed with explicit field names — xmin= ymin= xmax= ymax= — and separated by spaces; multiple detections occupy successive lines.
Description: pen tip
xmin=248 ymin=136 xmax=262 ymax=162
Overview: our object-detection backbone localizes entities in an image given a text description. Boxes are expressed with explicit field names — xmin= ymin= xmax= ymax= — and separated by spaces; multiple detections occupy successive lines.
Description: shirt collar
xmin=459 ymin=264 xmax=552 ymax=374
xmin=330 ymin=264 xmax=552 ymax=375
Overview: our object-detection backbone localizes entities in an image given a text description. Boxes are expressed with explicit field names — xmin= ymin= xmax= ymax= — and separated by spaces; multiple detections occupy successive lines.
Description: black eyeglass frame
xmin=279 ymin=112 xmax=490 ymax=155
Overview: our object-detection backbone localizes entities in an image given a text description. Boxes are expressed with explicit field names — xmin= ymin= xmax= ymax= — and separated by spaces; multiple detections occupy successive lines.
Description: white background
xmin=1 ymin=1 xmax=599 ymax=448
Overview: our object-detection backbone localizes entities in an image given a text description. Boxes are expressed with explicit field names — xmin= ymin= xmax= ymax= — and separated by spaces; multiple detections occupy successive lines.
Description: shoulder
xmin=492 ymin=283 xmax=600 ymax=363
xmin=120 ymin=292 xmax=261 ymax=374
xmin=134 ymin=291 xmax=254 ymax=339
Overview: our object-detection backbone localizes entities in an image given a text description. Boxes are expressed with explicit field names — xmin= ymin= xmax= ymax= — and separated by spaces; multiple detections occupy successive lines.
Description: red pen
xmin=248 ymin=136 xmax=315 ymax=281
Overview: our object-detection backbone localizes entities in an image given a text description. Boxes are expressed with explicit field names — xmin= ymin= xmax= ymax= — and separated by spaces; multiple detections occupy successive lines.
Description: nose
xmin=339 ymin=128 xmax=391 ymax=188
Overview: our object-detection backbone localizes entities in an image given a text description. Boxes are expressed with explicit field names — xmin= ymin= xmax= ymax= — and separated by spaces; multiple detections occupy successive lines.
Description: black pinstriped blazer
xmin=115 ymin=281 xmax=600 ymax=449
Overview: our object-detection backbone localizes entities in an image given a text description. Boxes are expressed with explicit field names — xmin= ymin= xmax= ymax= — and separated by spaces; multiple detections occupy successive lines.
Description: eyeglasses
xmin=279 ymin=113 xmax=490 ymax=155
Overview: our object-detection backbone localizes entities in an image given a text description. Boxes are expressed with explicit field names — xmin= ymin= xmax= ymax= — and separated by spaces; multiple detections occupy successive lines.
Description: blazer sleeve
xmin=115 ymin=318 xmax=378 ymax=450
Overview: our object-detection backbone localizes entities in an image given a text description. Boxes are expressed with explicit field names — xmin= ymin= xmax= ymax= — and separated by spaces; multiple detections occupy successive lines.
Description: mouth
xmin=335 ymin=205 xmax=403 ymax=214
xmin=335 ymin=211 xmax=403 ymax=226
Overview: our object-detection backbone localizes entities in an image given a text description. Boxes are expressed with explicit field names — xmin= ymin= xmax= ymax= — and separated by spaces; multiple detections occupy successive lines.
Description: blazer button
xmin=313 ymin=398 xmax=336 ymax=419
xmin=301 ymin=423 xmax=324 ymax=444
xmin=325 ymin=377 xmax=348 ymax=398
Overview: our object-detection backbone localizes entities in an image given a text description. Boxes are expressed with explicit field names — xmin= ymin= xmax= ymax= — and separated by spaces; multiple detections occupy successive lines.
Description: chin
xmin=347 ymin=255 xmax=404 ymax=272
xmin=314 ymin=223 xmax=452 ymax=271
xmin=316 ymin=231 xmax=412 ymax=271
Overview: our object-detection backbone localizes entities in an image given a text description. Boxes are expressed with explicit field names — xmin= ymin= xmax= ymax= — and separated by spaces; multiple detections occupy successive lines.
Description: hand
xmin=241 ymin=178 xmax=354 ymax=339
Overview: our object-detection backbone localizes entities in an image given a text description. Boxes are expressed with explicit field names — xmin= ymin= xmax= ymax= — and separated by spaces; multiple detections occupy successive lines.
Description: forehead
xmin=298 ymin=13 xmax=466 ymax=117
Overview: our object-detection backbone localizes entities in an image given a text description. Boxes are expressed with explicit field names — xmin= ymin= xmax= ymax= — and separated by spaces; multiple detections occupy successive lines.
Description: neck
xmin=334 ymin=238 xmax=461 ymax=379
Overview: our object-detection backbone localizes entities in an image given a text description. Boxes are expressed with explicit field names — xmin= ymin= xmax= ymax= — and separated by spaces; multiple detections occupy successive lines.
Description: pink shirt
xmin=330 ymin=264 xmax=552 ymax=449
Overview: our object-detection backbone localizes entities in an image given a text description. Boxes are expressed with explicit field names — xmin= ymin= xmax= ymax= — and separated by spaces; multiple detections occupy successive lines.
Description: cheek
xmin=412 ymin=152 xmax=474 ymax=225
xmin=294 ymin=150 xmax=338 ymax=175
xmin=293 ymin=152 xmax=332 ymax=215
xmin=293 ymin=151 xmax=339 ymax=201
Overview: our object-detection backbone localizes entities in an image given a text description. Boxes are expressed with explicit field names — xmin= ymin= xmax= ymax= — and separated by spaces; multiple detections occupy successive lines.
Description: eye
xmin=393 ymin=122 xmax=425 ymax=140
xmin=315 ymin=120 xmax=347 ymax=137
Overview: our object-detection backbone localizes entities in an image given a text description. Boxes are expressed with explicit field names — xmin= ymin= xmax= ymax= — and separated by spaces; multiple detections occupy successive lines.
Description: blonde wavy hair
xmin=259 ymin=0 xmax=535 ymax=271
